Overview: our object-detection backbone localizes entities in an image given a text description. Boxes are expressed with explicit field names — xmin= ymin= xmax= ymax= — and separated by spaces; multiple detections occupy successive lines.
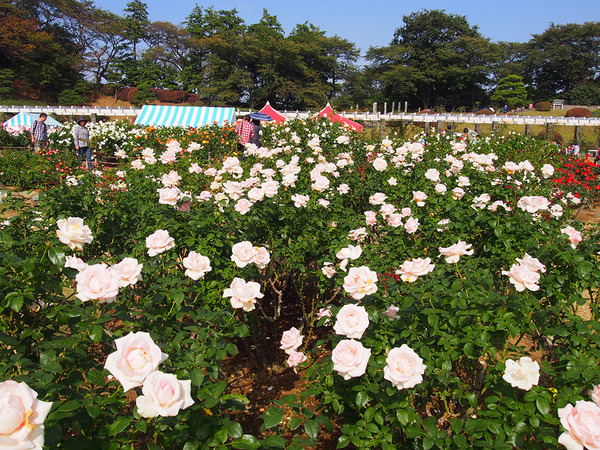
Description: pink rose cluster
xmin=330 ymin=304 xmax=426 ymax=390
xmin=558 ymin=385 xmax=600 ymax=450
xmin=104 ymin=332 xmax=193 ymax=418
xmin=280 ymin=327 xmax=306 ymax=367
xmin=231 ymin=241 xmax=271 ymax=270
xmin=502 ymin=253 xmax=545 ymax=292
xmin=74 ymin=257 xmax=143 ymax=304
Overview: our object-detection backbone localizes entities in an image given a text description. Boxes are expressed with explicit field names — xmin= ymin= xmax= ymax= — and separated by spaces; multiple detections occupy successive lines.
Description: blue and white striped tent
xmin=134 ymin=105 xmax=236 ymax=128
xmin=3 ymin=112 xmax=63 ymax=131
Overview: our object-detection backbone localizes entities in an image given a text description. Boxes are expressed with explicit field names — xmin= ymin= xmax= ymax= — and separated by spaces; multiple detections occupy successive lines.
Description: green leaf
xmin=87 ymin=404 xmax=101 ymax=419
xmin=5 ymin=292 xmax=23 ymax=312
xmin=48 ymin=247 xmax=65 ymax=266
xmin=288 ymin=417 xmax=302 ymax=431
xmin=304 ymin=419 xmax=319 ymax=439
xmin=261 ymin=407 xmax=284 ymax=429
xmin=189 ymin=368 xmax=204 ymax=387
xmin=231 ymin=435 xmax=261 ymax=450
xmin=56 ymin=400 xmax=81 ymax=412
xmin=262 ymin=435 xmax=286 ymax=448
xmin=336 ymin=435 xmax=350 ymax=448
xmin=226 ymin=421 xmax=243 ymax=439
xmin=536 ymin=397 xmax=550 ymax=416
xmin=88 ymin=325 xmax=103 ymax=342
xmin=356 ymin=391 xmax=370 ymax=408
xmin=108 ymin=416 xmax=131 ymax=436
xmin=86 ymin=369 xmax=105 ymax=386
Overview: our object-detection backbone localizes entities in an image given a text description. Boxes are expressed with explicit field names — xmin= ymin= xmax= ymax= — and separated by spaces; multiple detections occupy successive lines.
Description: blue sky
xmin=101 ymin=0 xmax=600 ymax=56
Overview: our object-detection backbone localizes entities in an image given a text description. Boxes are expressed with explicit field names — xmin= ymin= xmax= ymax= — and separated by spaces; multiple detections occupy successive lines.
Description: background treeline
xmin=1 ymin=0 xmax=600 ymax=111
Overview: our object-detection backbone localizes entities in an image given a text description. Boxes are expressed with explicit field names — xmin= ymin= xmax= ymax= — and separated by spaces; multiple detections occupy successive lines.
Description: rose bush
xmin=1 ymin=118 xmax=600 ymax=448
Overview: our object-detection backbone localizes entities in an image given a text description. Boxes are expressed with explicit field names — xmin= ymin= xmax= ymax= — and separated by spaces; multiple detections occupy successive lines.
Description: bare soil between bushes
xmin=1 ymin=192 xmax=599 ymax=448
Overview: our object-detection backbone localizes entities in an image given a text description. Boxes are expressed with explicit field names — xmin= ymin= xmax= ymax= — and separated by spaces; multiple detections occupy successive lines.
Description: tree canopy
xmin=1 ymin=2 xmax=599 ymax=111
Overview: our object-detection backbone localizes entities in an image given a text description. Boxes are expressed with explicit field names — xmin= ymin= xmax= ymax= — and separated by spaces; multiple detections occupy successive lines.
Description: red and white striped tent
xmin=258 ymin=102 xmax=287 ymax=124
xmin=316 ymin=103 xmax=363 ymax=132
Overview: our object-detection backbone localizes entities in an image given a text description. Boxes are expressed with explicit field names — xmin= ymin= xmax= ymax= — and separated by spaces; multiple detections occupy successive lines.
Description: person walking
xmin=30 ymin=113 xmax=48 ymax=153
xmin=234 ymin=115 xmax=254 ymax=153
xmin=73 ymin=116 xmax=92 ymax=171
xmin=249 ymin=119 xmax=261 ymax=147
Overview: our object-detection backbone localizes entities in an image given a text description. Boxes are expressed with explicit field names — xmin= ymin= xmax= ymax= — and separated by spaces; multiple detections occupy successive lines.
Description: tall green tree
xmin=367 ymin=9 xmax=493 ymax=110
xmin=490 ymin=74 xmax=528 ymax=109
xmin=522 ymin=22 xmax=600 ymax=100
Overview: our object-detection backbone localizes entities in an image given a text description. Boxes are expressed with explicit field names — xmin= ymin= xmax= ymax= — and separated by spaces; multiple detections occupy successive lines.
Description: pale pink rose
xmin=312 ymin=175 xmax=330 ymax=192
xmin=516 ymin=253 xmax=546 ymax=273
xmin=380 ymin=203 xmax=396 ymax=217
xmin=404 ymin=217 xmax=419 ymax=234
xmin=56 ymin=217 xmax=93 ymax=250
xmin=369 ymin=192 xmax=387 ymax=205
xmin=280 ymin=327 xmax=303 ymax=354
xmin=502 ymin=264 xmax=540 ymax=292
xmin=157 ymin=186 xmax=182 ymax=205
xmin=452 ymin=142 xmax=467 ymax=152
xmin=136 ymin=371 xmax=194 ymax=418
xmin=541 ymin=164 xmax=555 ymax=178
xmin=400 ymin=207 xmax=412 ymax=218
xmin=222 ymin=156 xmax=242 ymax=174
xmin=561 ymin=225 xmax=583 ymax=249
xmin=166 ymin=139 xmax=182 ymax=153
xmin=388 ymin=177 xmax=397 ymax=186
xmin=437 ymin=218 xmax=451 ymax=231
xmin=231 ymin=241 xmax=257 ymax=268
xmin=111 ymin=257 xmax=143 ymax=287
xmin=261 ymin=180 xmax=279 ymax=197
xmin=287 ymin=351 xmax=307 ymax=367
xmin=348 ymin=227 xmax=367 ymax=242
xmin=387 ymin=213 xmax=403 ymax=227
xmin=503 ymin=161 xmax=520 ymax=174
xmin=0 ymin=380 xmax=53 ymax=449
xmin=457 ymin=176 xmax=470 ymax=187
xmin=435 ymin=183 xmax=447 ymax=194
xmin=222 ymin=180 xmax=244 ymax=200
xmin=424 ymin=168 xmax=440 ymax=182
xmin=146 ymin=230 xmax=175 ymax=256
xmin=519 ymin=160 xmax=535 ymax=172
xmin=141 ymin=148 xmax=155 ymax=158
xmin=550 ymin=204 xmax=564 ymax=218
xmin=438 ymin=241 xmax=474 ymax=263
xmin=282 ymin=173 xmax=297 ymax=186
xmin=204 ymin=167 xmax=217 ymax=176
xmin=336 ymin=245 xmax=362 ymax=261
xmin=196 ymin=191 xmax=212 ymax=202
xmin=189 ymin=162 xmax=202 ymax=173
xmin=161 ymin=170 xmax=181 ymax=187
xmin=372 ymin=157 xmax=388 ymax=171
xmin=558 ymin=401 xmax=600 ymax=450
xmin=342 ymin=266 xmax=378 ymax=300
xmin=334 ymin=304 xmax=370 ymax=338
xmin=589 ymin=385 xmax=600 ymax=407
xmin=318 ymin=199 xmax=330 ymax=208
xmin=182 ymin=251 xmax=212 ymax=280
xmin=383 ymin=304 xmax=399 ymax=321
xmin=567 ymin=192 xmax=582 ymax=205
xmin=247 ymin=187 xmax=265 ymax=202
xmin=472 ymin=193 xmax=491 ymax=209
xmin=518 ymin=196 xmax=550 ymax=213
xmin=489 ymin=200 xmax=511 ymax=212
xmin=337 ymin=184 xmax=350 ymax=194
xmin=412 ymin=191 xmax=427 ymax=206
xmin=396 ymin=258 xmax=435 ymax=283
xmin=131 ymin=159 xmax=145 ymax=170
xmin=452 ymin=187 xmax=465 ymax=199
xmin=76 ymin=263 xmax=120 ymax=303
xmin=332 ymin=339 xmax=371 ymax=380
xmin=383 ymin=345 xmax=426 ymax=390
xmin=254 ymin=246 xmax=271 ymax=269
xmin=234 ymin=198 xmax=253 ymax=215
xmin=159 ymin=149 xmax=177 ymax=164
xmin=317 ymin=306 xmax=332 ymax=321
xmin=104 ymin=331 xmax=168 ymax=391
xmin=502 ymin=357 xmax=540 ymax=390
xmin=322 ymin=263 xmax=336 ymax=279
xmin=364 ymin=211 xmax=377 ymax=226
xmin=223 ymin=277 xmax=264 ymax=312
xmin=291 ymin=194 xmax=309 ymax=208
xmin=64 ymin=255 xmax=88 ymax=272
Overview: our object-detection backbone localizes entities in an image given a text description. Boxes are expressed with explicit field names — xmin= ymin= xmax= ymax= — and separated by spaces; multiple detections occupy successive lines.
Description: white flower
xmin=182 ymin=251 xmax=212 ymax=280
xmin=56 ymin=217 xmax=93 ymax=250
xmin=502 ymin=357 xmax=540 ymax=390
xmin=136 ymin=371 xmax=194 ymax=418
xmin=334 ymin=304 xmax=370 ymax=339
xmin=383 ymin=345 xmax=426 ymax=390
xmin=223 ymin=278 xmax=264 ymax=312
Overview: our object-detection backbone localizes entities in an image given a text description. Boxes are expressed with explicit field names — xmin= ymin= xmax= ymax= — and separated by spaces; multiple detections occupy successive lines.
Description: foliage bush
xmin=565 ymin=107 xmax=592 ymax=118
xmin=535 ymin=101 xmax=552 ymax=111
xmin=475 ymin=109 xmax=494 ymax=115
xmin=1 ymin=119 xmax=600 ymax=448
xmin=536 ymin=130 xmax=564 ymax=145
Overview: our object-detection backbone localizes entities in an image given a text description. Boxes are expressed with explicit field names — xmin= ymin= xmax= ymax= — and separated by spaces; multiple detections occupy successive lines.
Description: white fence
xmin=2 ymin=105 xmax=600 ymax=127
